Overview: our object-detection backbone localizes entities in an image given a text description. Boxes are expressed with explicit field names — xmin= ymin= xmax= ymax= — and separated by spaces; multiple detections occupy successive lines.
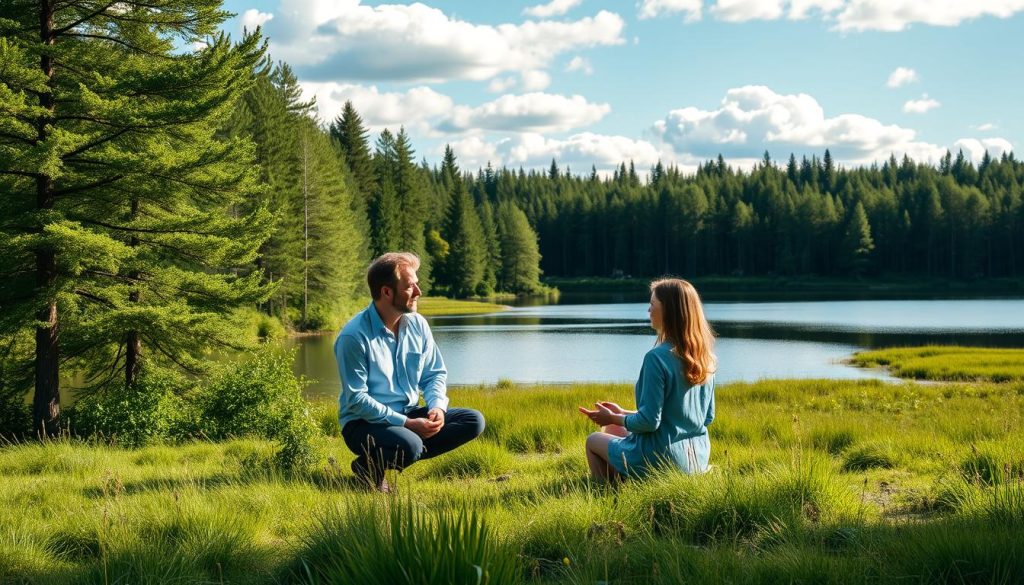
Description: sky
xmin=214 ymin=0 xmax=1023 ymax=176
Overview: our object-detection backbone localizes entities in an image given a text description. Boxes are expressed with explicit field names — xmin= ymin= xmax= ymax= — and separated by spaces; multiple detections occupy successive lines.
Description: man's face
xmin=390 ymin=266 xmax=421 ymax=313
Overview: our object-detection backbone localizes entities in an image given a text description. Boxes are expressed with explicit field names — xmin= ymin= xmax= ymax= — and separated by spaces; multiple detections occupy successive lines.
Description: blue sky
xmin=215 ymin=0 xmax=1022 ymax=175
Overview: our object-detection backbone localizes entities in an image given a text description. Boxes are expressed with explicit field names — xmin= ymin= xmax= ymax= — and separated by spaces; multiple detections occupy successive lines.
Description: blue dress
xmin=607 ymin=342 xmax=715 ymax=477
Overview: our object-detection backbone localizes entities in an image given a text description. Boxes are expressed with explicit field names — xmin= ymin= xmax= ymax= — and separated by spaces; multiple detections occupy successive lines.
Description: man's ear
xmin=381 ymin=285 xmax=393 ymax=300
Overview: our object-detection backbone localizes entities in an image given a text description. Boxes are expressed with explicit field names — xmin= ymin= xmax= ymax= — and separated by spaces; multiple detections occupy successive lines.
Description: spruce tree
xmin=843 ymin=202 xmax=874 ymax=276
xmin=440 ymin=149 xmax=485 ymax=297
xmin=371 ymin=129 xmax=401 ymax=257
xmin=394 ymin=128 xmax=431 ymax=288
xmin=330 ymin=101 xmax=375 ymax=218
xmin=497 ymin=202 xmax=542 ymax=294
xmin=0 ymin=1 xmax=271 ymax=434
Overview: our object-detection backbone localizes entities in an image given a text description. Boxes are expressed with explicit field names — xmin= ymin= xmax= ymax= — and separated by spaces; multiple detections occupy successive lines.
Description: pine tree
xmin=477 ymin=200 xmax=500 ymax=295
xmin=394 ymin=128 xmax=431 ymax=288
xmin=440 ymin=150 xmax=485 ymax=297
xmin=330 ymin=101 xmax=375 ymax=218
xmin=497 ymin=202 xmax=543 ymax=294
xmin=0 ymin=1 xmax=271 ymax=434
xmin=370 ymin=129 xmax=402 ymax=256
xmin=843 ymin=202 xmax=874 ymax=276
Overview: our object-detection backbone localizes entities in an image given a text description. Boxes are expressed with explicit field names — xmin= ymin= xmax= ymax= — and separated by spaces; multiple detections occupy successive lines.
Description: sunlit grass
xmin=416 ymin=296 xmax=510 ymax=316
xmin=852 ymin=345 xmax=1024 ymax=382
xmin=1 ymin=377 xmax=1022 ymax=583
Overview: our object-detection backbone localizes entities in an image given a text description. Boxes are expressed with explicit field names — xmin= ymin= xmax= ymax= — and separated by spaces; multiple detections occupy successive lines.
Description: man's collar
xmin=367 ymin=301 xmax=391 ymax=335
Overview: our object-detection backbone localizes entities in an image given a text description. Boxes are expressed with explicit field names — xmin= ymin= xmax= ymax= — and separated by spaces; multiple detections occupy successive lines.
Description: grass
xmin=852 ymin=345 xmax=1024 ymax=382
xmin=416 ymin=296 xmax=510 ymax=316
xmin=1 ymin=378 xmax=1023 ymax=583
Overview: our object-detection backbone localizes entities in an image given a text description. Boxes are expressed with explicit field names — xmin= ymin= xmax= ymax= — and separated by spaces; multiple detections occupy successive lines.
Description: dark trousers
xmin=342 ymin=407 xmax=485 ymax=478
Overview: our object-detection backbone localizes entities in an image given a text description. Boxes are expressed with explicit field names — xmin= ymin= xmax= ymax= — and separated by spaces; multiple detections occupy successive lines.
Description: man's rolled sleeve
xmin=419 ymin=324 xmax=449 ymax=412
xmin=337 ymin=334 xmax=408 ymax=426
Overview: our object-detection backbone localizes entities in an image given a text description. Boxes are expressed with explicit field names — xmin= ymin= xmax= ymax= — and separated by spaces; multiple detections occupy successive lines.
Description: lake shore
xmin=545 ymin=275 xmax=1024 ymax=301
xmin=4 ymin=376 xmax=1021 ymax=583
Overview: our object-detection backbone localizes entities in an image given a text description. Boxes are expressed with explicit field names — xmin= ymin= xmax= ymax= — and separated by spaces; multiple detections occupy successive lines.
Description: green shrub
xmin=68 ymin=371 xmax=194 ymax=448
xmin=197 ymin=349 xmax=321 ymax=470
xmin=0 ymin=388 xmax=31 ymax=440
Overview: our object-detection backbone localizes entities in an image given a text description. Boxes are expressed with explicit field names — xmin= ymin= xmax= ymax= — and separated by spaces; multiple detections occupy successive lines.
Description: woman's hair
xmin=650 ymin=278 xmax=716 ymax=385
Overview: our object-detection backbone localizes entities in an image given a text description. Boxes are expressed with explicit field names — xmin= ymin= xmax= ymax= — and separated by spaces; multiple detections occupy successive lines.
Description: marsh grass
xmin=1 ymin=377 xmax=1021 ymax=583
xmin=852 ymin=346 xmax=1024 ymax=382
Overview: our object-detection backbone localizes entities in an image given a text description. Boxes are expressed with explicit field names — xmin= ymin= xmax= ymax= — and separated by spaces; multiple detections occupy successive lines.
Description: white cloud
xmin=972 ymin=123 xmax=997 ymax=131
xmin=566 ymin=56 xmax=594 ymax=74
xmin=445 ymin=132 xmax=664 ymax=174
xmin=651 ymin=85 xmax=947 ymax=165
xmin=903 ymin=94 xmax=940 ymax=114
xmin=833 ymin=0 xmax=1024 ymax=32
xmin=886 ymin=66 xmax=918 ymax=88
xmin=262 ymin=1 xmax=624 ymax=83
xmin=638 ymin=0 xmax=703 ymax=21
xmin=788 ymin=0 xmax=845 ymax=19
xmin=711 ymin=0 xmax=786 ymax=21
xmin=521 ymin=70 xmax=552 ymax=91
xmin=523 ymin=0 xmax=582 ymax=18
xmin=438 ymin=93 xmax=610 ymax=134
xmin=640 ymin=0 xmax=1024 ymax=30
xmin=488 ymin=77 xmax=518 ymax=93
xmin=298 ymin=82 xmax=454 ymax=132
xmin=240 ymin=9 xmax=274 ymax=31
xmin=954 ymin=137 xmax=1014 ymax=160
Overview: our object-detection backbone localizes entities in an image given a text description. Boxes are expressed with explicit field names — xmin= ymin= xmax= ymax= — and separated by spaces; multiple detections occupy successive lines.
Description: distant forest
xmin=248 ymin=67 xmax=1024 ymax=306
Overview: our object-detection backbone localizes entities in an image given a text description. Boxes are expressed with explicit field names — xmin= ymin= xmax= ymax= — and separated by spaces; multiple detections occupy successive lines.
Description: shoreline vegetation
xmin=546 ymin=275 xmax=1024 ymax=300
xmin=851 ymin=346 xmax=1024 ymax=382
xmin=3 ymin=364 xmax=1022 ymax=583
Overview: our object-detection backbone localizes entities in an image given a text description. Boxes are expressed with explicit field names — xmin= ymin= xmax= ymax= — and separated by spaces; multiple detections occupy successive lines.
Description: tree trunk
xmin=126 ymin=198 xmax=141 ymax=387
xmin=33 ymin=0 xmax=59 ymax=437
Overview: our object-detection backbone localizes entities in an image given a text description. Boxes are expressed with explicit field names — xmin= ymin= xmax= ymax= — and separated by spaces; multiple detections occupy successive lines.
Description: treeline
xmin=480 ymin=151 xmax=1022 ymax=279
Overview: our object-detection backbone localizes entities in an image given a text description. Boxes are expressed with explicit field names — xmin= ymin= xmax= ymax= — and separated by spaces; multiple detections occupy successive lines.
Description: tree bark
xmin=33 ymin=0 xmax=60 ymax=437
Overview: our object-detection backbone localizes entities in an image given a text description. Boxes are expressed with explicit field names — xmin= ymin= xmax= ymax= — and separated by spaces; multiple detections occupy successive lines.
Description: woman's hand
xmin=598 ymin=401 xmax=628 ymax=414
xmin=578 ymin=403 xmax=622 ymax=427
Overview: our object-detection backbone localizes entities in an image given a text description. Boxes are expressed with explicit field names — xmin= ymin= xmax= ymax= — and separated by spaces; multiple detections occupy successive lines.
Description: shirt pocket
xmin=404 ymin=351 xmax=424 ymax=385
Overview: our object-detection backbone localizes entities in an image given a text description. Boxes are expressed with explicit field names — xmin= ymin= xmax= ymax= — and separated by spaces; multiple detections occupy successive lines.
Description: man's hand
xmin=404 ymin=416 xmax=442 ymax=439
xmin=427 ymin=407 xmax=446 ymax=430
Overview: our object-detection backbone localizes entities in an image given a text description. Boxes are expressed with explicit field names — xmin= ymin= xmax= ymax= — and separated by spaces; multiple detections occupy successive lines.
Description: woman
xmin=578 ymin=278 xmax=716 ymax=481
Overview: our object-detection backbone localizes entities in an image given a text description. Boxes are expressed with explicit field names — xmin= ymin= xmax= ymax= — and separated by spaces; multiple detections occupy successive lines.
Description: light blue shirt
xmin=608 ymin=342 xmax=716 ymax=477
xmin=334 ymin=303 xmax=448 ymax=428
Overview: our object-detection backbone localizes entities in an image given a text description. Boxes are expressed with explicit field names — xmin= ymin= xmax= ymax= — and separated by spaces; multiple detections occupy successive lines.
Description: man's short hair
xmin=367 ymin=252 xmax=421 ymax=300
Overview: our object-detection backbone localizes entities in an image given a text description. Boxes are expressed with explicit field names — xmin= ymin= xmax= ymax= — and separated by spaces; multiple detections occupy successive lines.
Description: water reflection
xmin=291 ymin=298 xmax=1024 ymax=400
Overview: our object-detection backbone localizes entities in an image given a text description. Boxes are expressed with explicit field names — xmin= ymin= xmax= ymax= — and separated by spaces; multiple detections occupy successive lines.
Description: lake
xmin=289 ymin=298 xmax=1024 ymax=400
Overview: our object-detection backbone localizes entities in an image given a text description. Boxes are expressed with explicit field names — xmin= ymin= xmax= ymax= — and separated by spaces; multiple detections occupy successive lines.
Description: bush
xmin=69 ymin=371 xmax=195 ymax=448
xmin=0 ymin=388 xmax=31 ymax=440
xmin=197 ymin=349 xmax=321 ymax=470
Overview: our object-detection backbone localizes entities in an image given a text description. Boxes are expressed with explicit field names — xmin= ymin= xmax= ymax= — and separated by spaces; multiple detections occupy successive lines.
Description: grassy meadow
xmin=852 ymin=346 xmax=1024 ymax=382
xmin=2 ymin=376 xmax=1023 ymax=584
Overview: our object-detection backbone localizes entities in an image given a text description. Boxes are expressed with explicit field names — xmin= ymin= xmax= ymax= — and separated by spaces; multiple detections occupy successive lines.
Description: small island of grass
xmin=852 ymin=345 xmax=1024 ymax=382
xmin=416 ymin=296 xmax=511 ymax=316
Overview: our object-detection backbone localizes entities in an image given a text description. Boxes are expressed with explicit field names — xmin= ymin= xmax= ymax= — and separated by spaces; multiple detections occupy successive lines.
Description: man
xmin=335 ymin=252 xmax=485 ymax=491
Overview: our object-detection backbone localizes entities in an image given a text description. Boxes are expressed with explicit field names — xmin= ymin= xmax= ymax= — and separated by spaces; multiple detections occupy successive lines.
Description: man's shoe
xmin=351 ymin=459 xmax=392 ymax=493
